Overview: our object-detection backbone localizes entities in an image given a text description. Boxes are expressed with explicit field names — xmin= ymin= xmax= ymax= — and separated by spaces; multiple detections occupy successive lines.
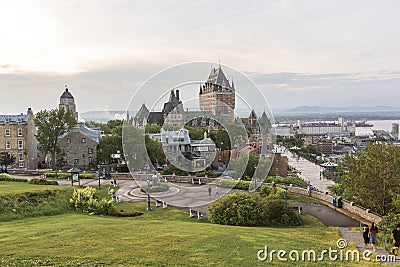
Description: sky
xmin=1 ymin=0 xmax=400 ymax=115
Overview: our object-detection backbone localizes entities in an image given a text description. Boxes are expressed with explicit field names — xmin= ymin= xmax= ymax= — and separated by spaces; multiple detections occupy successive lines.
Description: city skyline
xmin=1 ymin=1 xmax=400 ymax=114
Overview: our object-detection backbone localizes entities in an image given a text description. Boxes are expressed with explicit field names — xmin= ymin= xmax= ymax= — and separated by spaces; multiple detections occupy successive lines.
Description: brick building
xmin=0 ymin=108 xmax=38 ymax=169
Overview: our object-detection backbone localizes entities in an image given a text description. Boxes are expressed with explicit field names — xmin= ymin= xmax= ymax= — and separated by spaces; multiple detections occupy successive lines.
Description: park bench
xmin=112 ymin=194 xmax=120 ymax=202
xmin=110 ymin=180 xmax=117 ymax=187
xmin=292 ymin=206 xmax=302 ymax=214
xmin=189 ymin=209 xmax=204 ymax=220
xmin=191 ymin=178 xmax=202 ymax=185
xmin=155 ymin=199 xmax=168 ymax=208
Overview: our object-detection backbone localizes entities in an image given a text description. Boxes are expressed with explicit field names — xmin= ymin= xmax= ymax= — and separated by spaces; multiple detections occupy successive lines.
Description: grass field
xmin=0 ymin=182 xmax=387 ymax=266
xmin=0 ymin=182 xmax=59 ymax=194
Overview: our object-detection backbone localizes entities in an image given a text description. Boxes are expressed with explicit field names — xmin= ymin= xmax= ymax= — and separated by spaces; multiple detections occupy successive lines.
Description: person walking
xmin=215 ymin=185 xmax=219 ymax=197
xmin=362 ymin=224 xmax=370 ymax=247
xmin=391 ymin=224 xmax=400 ymax=255
xmin=369 ymin=222 xmax=379 ymax=251
xmin=307 ymin=184 xmax=312 ymax=197
xmin=208 ymin=185 xmax=212 ymax=197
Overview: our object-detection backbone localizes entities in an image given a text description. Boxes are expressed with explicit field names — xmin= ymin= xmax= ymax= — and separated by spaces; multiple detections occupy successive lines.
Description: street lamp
xmin=284 ymin=185 xmax=288 ymax=207
xmin=97 ymin=165 xmax=101 ymax=189
xmin=146 ymin=176 xmax=152 ymax=211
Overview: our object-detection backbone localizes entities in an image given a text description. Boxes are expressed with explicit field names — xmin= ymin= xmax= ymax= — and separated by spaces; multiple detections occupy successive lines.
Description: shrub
xmin=209 ymin=192 xmax=302 ymax=227
xmin=218 ymin=179 xmax=251 ymax=190
xmin=0 ymin=175 xmax=27 ymax=182
xmin=264 ymin=176 xmax=308 ymax=188
xmin=209 ymin=192 xmax=263 ymax=226
xmin=260 ymin=186 xmax=285 ymax=199
xmin=45 ymin=172 xmax=93 ymax=179
xmin=140 ymin=182 xmax=169 ymax=193
xmin=70 ymin=187 xmax=115 ymax=215
xmin=28 ymin=178 xmax=58 ymax=185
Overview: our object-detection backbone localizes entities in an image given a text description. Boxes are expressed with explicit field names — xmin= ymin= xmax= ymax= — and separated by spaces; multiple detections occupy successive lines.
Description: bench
xmin=112 ymin=195 xmax=120 ymax=203
xmin=189 ymin=209 xmax=204 ymax=220
xmin=110 ymin=180 xmax=117 ymax=187
xmin=292 ymin=206 xmax=303 ymax=214
xmin=191 ymin=178 xmax=202 ymax=185
xmin=155 ymin=199 xmax=168 ymax=208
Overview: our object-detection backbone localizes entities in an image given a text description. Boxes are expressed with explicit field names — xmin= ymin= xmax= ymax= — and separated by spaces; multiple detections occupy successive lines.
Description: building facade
xmin=58 ymin=124 xmax=101 ymax=170
xmin=0 ymin=108 xmax=38 ymax=169
xmin=199 ymin=65 xmax=235 ymax=122
xmin=59 ymin=86 xmax=78 ymax=121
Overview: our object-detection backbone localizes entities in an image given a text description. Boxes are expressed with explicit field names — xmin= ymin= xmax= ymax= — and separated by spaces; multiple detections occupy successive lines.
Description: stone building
xmin=59 ymin=85 xmax=78 ymax=121
xmin=199 ymin=65 xmax=235 ymax=122
xmin=0 ymin=108 xmax=38 ymax=169
xmin=58 ymin=124 xmax=101 ymax=170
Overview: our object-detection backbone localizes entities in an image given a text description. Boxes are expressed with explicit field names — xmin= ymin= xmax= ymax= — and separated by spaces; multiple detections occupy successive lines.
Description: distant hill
xmin=282 ymin=105 xmax=400 ymax=113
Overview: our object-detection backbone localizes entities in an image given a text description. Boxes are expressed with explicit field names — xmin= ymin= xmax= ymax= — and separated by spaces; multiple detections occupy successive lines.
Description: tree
xmin=145 ymin=124 xmax=162 ymax=134
xmin=97 ymin=135 xmax=123 ymax=164
xmin=0 ymin=152 xmax=16 ymax=168
xmin=35 ymin=108 xmax=77 ymax=170
xmin=145 ymin=135 xmax=166 ymax=166
xmin=341 ymin=143 xmax=400 ymax=215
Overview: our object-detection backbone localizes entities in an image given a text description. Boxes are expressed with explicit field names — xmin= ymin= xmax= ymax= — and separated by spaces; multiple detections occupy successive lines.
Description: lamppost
xmin=97 ymin=165 xmax=101 ymax=189
xmin=146 ymin=176 xmax=152 ymax=211
xmin=284 ymin=185 xmax=288 ymax=207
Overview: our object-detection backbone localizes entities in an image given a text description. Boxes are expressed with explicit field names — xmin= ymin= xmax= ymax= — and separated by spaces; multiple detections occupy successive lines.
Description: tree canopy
xmin=341 ymin=143 xmax=400 ymax=215
xmin=35 ymin=108 xmax=77 ymax=170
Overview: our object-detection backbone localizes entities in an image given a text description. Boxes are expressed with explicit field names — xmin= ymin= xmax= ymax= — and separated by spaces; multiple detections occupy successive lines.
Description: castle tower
xmin=59 ymin=85 xmax=78 ymax=121
xmin=199 ymin=65 xmax=235 ymax=122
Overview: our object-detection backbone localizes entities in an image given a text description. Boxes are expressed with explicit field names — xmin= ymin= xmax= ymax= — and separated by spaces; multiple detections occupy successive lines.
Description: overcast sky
xmin=1 ymin=0 xmax=400 ymax=115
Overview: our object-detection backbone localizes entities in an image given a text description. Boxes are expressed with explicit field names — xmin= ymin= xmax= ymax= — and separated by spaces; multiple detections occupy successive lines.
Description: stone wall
xmin=286 ymin=185 xmax=382 ymax=224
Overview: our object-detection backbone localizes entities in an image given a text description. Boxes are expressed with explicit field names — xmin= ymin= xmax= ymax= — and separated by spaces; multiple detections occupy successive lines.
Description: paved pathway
xmin=277 ymin=146 xmax=335 ymax=192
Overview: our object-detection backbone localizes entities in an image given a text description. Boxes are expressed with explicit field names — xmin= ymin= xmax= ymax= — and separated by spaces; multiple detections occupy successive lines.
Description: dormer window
xmin=5 ymin=118 xmax=10 ymax=124
xmin=17 ymin=118 xmax=22 ymax=123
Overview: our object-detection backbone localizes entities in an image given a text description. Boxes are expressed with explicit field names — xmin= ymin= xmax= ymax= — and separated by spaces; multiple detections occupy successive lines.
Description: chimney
xmin=27 ymin=108 xmax=32 ymax=115
xmin=176 ymin=89 xmax=179 ymax=100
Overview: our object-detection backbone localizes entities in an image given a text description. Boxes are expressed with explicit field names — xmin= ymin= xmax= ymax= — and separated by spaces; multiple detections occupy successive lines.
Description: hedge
xmin=45 ymin=172 xmax=93 ymax=179
xmin=28 ymin=178 xmax=58 ymax=185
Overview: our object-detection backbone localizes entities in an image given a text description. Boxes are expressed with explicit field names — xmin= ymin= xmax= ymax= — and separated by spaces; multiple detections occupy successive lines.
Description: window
xmin=88 ymin=148 xmax=93 ymax=154
xmin=17 ymin=128 xmax=23 ymax=136
xmin=17 ymin=118 xmax=22 ymax=123
xmin=18 ymin=140 xmax=24 ymax=149
xmin=18 ymin=153 xmax=24 ymax=162
xmin=5 ymin=118 xmax=10 ymax=124
xmin=6 ymin=140 xmax=11 ymax=149
xmin=89 ymin=157 xmax=93 ymax=164
xmin=74 ymin=159 xmax=79 ymax=164
xmin=67 ymin=138 xmax=71 ymax=144
xmin=5 ymin=128 xmax=10 ymax=136
xmin=19 ymin=162 xmax=24 ymax=168
xmin=81 ymin=138 xmax=86 ymax=143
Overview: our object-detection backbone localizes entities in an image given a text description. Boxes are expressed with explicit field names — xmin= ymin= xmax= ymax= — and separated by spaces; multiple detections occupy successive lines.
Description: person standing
xmin=208 ymin=185 xmax=212 ymax=197
xmin=307 ymin=184 xmax=312 ymax=197
xmin=369 ymin=222 xmax=379 ymax=251
xmin=215 ymin=185 xmax=219 ymax=197
xmin=391 ymin=224 xmax=400 ymax=255
xmin=362 ymin=224 xmax=370 ymax=247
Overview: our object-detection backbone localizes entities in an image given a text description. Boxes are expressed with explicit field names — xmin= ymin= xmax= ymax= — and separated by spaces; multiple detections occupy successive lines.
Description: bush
xmin=69 ymin=187 xmax=114 ymax=215
xmin=0 ymin=175 xmax=28 ymax=183
xmin=140 ymin=182 xmax=169 ymax=193
xmin=195 ymin=170 xmax=216 ymax=177
xmin=218 ymin=179 xmax=251 ymax=190
xmin=161 ymin=165 xmax=188 ymax=176
xmin=209 ymin=192 xmax=302 ymax=227
xmin=260 ymin=186 xmax=285 ymax=199
xmin=45 ymin=172 xmax=93 ymax=179
xmin=264 ymin=176 xmax=308 ymax=188
xmin=28 ymin=178 xmax=58 ymax=185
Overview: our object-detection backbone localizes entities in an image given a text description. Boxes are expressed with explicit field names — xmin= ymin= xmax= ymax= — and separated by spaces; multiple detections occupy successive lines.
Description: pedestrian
xmin=362 ymin=224 xmax=370 ymax=247
xmin=215 ymin=185 xmax=219 ymax=197
xmin=391 ymin=224 xmax=400 ymax=255
xmin=369 ymin=222 xmax=379 ymax=251
xmin=307 ymin=184 xmax=312 ymax=197
xmin=208 ymin=185 xmax=212 ymax=197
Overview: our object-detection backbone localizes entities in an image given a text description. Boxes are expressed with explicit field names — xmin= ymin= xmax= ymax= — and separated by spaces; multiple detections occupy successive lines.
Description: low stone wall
xmin=286 ymin=185 xmax=382 ymax=224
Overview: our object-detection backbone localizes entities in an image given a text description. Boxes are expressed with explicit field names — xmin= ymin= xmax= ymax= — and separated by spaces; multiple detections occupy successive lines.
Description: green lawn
xmin=0 ymin=182 xmax=386 ymax=266
xmin=0 ymin=181 xmax=59 ymax=194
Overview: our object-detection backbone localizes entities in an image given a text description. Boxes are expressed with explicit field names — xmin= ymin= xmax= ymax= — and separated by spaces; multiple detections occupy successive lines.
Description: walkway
xmin=278 ymin=146 xmax=335 ymax=192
